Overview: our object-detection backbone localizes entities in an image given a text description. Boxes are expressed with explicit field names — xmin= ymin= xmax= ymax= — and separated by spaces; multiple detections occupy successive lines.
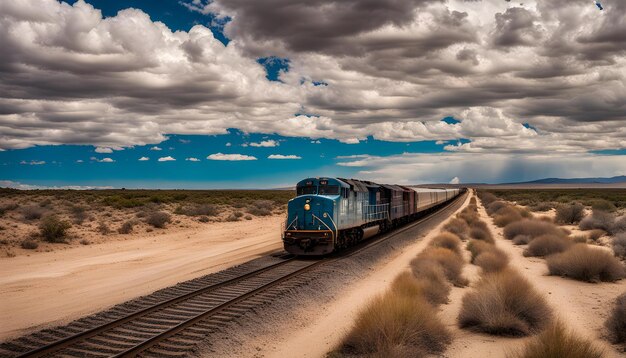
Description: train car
xmin=283 ymin=177 xmax=464 ymax=255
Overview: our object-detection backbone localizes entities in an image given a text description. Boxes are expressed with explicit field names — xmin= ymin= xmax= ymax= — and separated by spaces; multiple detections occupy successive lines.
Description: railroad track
xmin=1 ymin=192 xmax=467 ymax=358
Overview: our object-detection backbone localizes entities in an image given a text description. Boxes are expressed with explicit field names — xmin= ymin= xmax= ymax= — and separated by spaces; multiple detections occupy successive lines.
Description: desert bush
xmin=512 ymin=235 xmax=533 ymax=245
xmin=590 ymin=199 xmax=616 ymax=212
xmin=69 ymin=205 xmax=87 ymax=224
xmin=605 ymin=292 xmax=626 ymax=344
xmin=570 ymin=235 xmax=587 ymax=244
xmin=547 ymin=244 xmax=626 ymax=282
xmin=457 ymin=209 xmax=479 ymax=225
xmin=146 ymin=211 xmax=171 ymax=228
xmin=442 ymin=218 xmax=470 ymax=240
xmin=21 ymin=239 xmax=38 ymax=250
xmin=198 ymin=216 xmax=210 ymax=223
xmin=458 ymin=269 xmax=552 ymax=336
xmin=523 ymin=235 xmax=573 ymax=257
xmin=80 ymin=239 xmax=90 ymax=245
xmin=97 ymin=222 xmax=111 ymax=235
xmin=475 ymin=249 xmax=509 ymax=273
xmin=175 ymin=204 xmax=218 ymax=217
xmin=0 ymin=203 xmax=19 ymax=217
xmin=469 ymin=219 xmax=489 ymax=232
xmin=469 ymin=197 xmax=477 ymax=205
xmin=508 ymin=320 xmax=604 ymax=358
xmin=467 ymin=239 xmax=493 ymax=263
xmin=246 ymin=200 xmax=274 ymax=216
xmin=430 ymin=232 xmax=462 ymax=255
xmin=612 ymin=216 xmax=626 ymax=235
xmin=487 ymin=201 xmax=509 ymax=216
xmin=529 ymin=202 xmax=554 ymax=212
xmin=39 ymin=215 xmax=71 ymax=243
xmin=39 ymin=198 xmax=52 ymax=207
xmin=503 ymin=220 xmax=565 ymax=241
xmin=391 ymin=272 xmax=425 ymax=298
xmin=612 ymin=233 xmax=626 ymax=259
xmin=587 ymin=229 xmax=606 ymax=242
xmin=409 ymin=260 xmax=451 ymax=305
xmin=555 ymin=203 xmax=585 ymax=224
xmin=245 ymin=215 xmax=253 ymax=220
xmin=469 ymin=227 xmax=494 ymax=244
xmin=339 ymin=293 xmax=450 ymax=357
xmin=118 ymin=220 xmax=135 ymax=234
xmin=22 ymin=205 xmax=45 ymax=220
xmin=478 ymin=192 xmax=498 ymax=206
xmin=493 ymin=207 xmax=524 ymax=227
xmin=579 ymin=210 xmax=614 ymax=232
xmin=418 ymin=247 xmax=467 ymax=287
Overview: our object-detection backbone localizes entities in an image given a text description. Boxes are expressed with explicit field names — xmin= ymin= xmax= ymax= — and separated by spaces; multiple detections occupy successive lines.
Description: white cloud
xmin=138 ymin=156 xmax=150 ymax=161
xmin=225 ymin=142 xmax=232 ymax=147
xmin=158 ymin=156 xmax=176 ymax=162
xmin=249 ymin=140 xmax=279 ymax=147
xmin=311 ymin=140 xmax=321 ymax=144
xmin=449 ymin=177 xmax=460 ymax=185
xmin=0 ymin=180 xmax=113 ymax=190
xmin=20 ymin=160 xmax=46 ymax=165
xmin=185 ymin=157 xmax=200 ymax=162
xmin=76 ymin=159 xmax=84 ymax=163
xmin=207 ymin=153 xmax=257 ymax=161
xmin=150 ymin=146 xmax=163 ymax=151
xmin=95 ymin=147 xmax=113 ymax=153
xmin=268 ymin=154 xmax=301 ymax=159
xmin=97 ymin=158 xmax=115 ymax=163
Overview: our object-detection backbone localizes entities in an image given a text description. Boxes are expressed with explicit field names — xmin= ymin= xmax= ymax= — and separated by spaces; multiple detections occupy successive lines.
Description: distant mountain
xmin=509 ymin=175 xmax=626 ymax=185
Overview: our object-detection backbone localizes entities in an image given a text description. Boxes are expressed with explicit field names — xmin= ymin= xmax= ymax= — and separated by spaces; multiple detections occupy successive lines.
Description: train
xmin=282 ymin=177 xmax=465 ymax=255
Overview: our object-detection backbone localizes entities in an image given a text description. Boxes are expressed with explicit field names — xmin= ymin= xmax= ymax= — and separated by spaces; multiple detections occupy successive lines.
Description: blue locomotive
xmin=282 ymin=177 xmax=463 ymax=255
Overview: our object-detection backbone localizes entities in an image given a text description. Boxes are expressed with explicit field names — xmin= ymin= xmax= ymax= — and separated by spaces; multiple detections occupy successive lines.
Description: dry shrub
xmin=493 ymin=206 xmax=524 ymax=227
xmin=39 ymin=215 xmax=71 ymax=243
xmin=467 ymin=240 xmax=493 ymax=263
xmin=612 ymin=233 xmax=626 ymax=259
xmin=469 ymin=197 xmax=477 ymax=205
xmin=457 ymin=209 xmax=479 ymax=225
xmin=97 ymin=222 xmax=111 ymax=235
xmin=587 ymin=229 xmax=606 ymax=242
xmin=590 ymin=199 xmax=617 ymax=212
xmin=612 ymin=216 xmax=626 ymax=235
xmin=605 ymin=292 xmax=626 ymax=344
xmin=418 ymin=247 xmax=468 ymax=287
xmin=176 ymin=204 xmax=218 ymax=217
xmin=409 ymin=260 xmax=450 ymax=305
xmin=503 ymin=220 xmax=564 ymax=241
xmin=523 ymin=235 xmax=573 ymax=257
xmin=22 ymin=205 xmax=45 ymax=220
xmin=478 ymin=192 xmax=498 ymax=206
xmin=555 ymin=203 xmax=585 ymax=224
xmin=430 ymin=232 xmax=462 ymax=255
xmin=247 ymin=200 xmax=274 ymax=216
xmin=579 ymin=210 xmax=614 ymax=232
xmin=458 ymin=268 xmax=552 ymax=336
xmin=538 ymin=216 xmax=554 ymax=223
xmin=475 ymin=249 xmax=509 ymax=273
xmin=146 ymin=211 xmax=171 ymax=228
xmin=570 ymin=235 xmax=587 ymax=244
xmin=529 ymin=202 xmax=554 ymax=212
xmin=21 ymin=239 xmax=39 ymax=250
xmin=512 ymin=235 xmax=533 ymax=245
xmin=547 ymin=244 xmax=626 ymax=282
xmin=118 ymin=220 xmax=135 ymax=234
xmin=442 ymin=218 xmax=469 ymax=240
xmin=339 ymin=293 xmax=451 ymax=357
xmin=487 ymin=201 xmax=509 ymax=216
xmin=508 ymin=320 xmax=604 ymax=358
xmin=470 ymin=227 xmax=495 ymax=244
xmin=391 ymin=272 xmax=424 ymax=298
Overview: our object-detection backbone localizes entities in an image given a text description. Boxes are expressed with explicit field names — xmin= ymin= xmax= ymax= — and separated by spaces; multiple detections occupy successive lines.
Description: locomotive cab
xmin=282 ymin=178 xmax=346 ymax=255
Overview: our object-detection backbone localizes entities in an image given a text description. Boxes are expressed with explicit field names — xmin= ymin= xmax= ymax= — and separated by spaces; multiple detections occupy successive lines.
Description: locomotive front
xmin=282 ymin=178 xmax=345 ymax=255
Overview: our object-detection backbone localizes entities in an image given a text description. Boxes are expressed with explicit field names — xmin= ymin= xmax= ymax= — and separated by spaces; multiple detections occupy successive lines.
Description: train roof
xmin=337 ymin=178 xmax=369 ymax=192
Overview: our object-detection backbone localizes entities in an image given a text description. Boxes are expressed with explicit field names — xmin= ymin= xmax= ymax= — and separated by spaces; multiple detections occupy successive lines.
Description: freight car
xmin=282 ymin=177 xmax=464 ymax=255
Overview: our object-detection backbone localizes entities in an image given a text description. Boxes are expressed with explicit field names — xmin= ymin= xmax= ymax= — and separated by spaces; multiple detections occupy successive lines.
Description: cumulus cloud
xmin=207 ymin=153 xmax=257 ymax=161
xmin=20 ymin=160 xmax=46 ymax=165
xmin=449 ymin=176 xmax=460 ymax=184
xmin=267 ymin=154 xmax=301 ymax=159
xmin=185 ymin=157 xmax=200 ymax=161
xmin=248 ymin=140 xmax=279 ymax=147
xmin=0 ymin=180 xmax=113 ymax=190
xmin=158 ymin=156 xmax=176 ymax=162
xmin=150 ymin=146 xmax=163 ymax=151
xmin=92 ymin=157 xmax=115 ymax=163
xmin=95 ymin=147 xmax=113 ymax=153
xmin=138 ymin=156 xmax=150 ymax=161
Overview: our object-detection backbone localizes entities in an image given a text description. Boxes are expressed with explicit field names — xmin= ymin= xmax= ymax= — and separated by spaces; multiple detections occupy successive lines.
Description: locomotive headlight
xmin=304 ymin=203 xmax=311 ymax=211
xmin=323 ymin=212 xmax=328 ymax=218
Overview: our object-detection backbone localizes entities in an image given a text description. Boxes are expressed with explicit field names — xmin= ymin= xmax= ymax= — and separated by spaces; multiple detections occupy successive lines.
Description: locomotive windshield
xmin=297 ymin=186 xmax=317 ymax=195
xmin=318 ymin=185 xmax=339 ymax=195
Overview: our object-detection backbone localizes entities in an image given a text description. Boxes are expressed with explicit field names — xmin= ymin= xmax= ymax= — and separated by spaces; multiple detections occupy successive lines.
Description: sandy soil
xmin=441 ymin=198 xmax=626 ymax=357
xmin=225 ymin=194 xmax=472 ymax=358
xmin=0 ymin=215 xmax=284 ymax=340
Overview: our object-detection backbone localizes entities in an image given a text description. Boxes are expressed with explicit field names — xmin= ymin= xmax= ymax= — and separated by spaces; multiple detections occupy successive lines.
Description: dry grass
xmin=612 ymin=233 xmax=626 ymax=259
xmin=587 ymin=229 xmax=606 ymax=242
xmin=467 ymin=239 xmax=494 ymax=263
xmin=529 ymin=202 xmax=554 ymax=212
xmin=417 ymin=247 xmax=468 ymax=287
xmin=547 ymin=244 xmax=626 ymax=282
xmin=442 ymin=218 xmax=470 ymax=240
xmin=21 ymin=239 xmax=39 ymax=250
xmin=487 ymin=201 xmax=509 ymax=216
xmin=409 ymin=260 xmax=450 ymax=305
xmin=458 ymin=269 xmax=552 ymax=336
xmin=605 ymin=292 xmax=626 ymax=344
xmin=512 ymin=235 xmax=533 ymax=245
xmin=457 ymin=209 xmax=480 ymax=226
xmin=475 ymin=249 xmax=509 ymax=273
xmin=118 ymin=220 xmax=135 ymax=234
xmin=146 ymin=211 xmax=171 ymax=228
xmin=579 ymin=210 xmax=615 ymax=232
xmin=523 ymin=235 xmax=573 ymax=257
xmin=503 ymin=220 xmax=565 ymax=241
xmin=493 ymin=206 xmax=525 ymax=227
xmin=613 ymin=216 xmax=626 ymax=235
xmin=508 ymin=320 xmax=604 ymax=358
xmin=339 ymin=292 xmax=451 ymax=357
xmin=22 ymin=205 xmax=45 ymax=220
xmin=430 ymin=232 xmax=462 ymax=255
xmin=555 ymin=203 xmax=585 ymax=224
xmin=478 ymin=191 xmax=498 ymax=206
xmin=39 ymin=215 xmax=71 ymax=243
xmin=469 ymin=227 xmax=495 ymax=244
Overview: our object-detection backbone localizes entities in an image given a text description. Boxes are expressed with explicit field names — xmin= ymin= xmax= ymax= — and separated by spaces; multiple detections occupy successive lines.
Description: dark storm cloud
xmin=492 ymin=7 xmax=542 ymax=47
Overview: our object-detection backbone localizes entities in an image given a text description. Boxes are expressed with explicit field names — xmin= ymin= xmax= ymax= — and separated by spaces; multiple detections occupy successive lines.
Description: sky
xmin=1 ymin=0 xmax=625 ymax=189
